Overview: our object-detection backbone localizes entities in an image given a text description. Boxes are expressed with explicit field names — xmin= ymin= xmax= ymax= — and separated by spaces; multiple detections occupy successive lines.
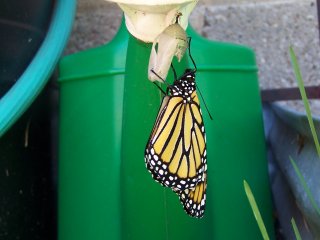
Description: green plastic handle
xmin=0 ymin=0 xmax=76 ymax=137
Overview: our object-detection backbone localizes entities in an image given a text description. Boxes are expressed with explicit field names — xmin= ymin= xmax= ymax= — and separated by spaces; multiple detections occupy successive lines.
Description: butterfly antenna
xmin=196 ymin=85 xmax=213 ymax=120
xmin=187 ymin=38 xmax=212 ymax=119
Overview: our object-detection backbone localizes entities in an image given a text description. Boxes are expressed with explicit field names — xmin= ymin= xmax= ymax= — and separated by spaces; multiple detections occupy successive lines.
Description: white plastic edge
xmin=106 ymin=0 xmax=195 ymax=5
xmin=105 ymin=0 xmax=198 ymax=42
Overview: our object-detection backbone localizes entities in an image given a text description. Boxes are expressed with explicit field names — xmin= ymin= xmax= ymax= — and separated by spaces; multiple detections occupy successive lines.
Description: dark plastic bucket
xmin=0 ymin=0 xmax=53 ymax=96
xmin=0 ymin=1 xmax=55 ymax=239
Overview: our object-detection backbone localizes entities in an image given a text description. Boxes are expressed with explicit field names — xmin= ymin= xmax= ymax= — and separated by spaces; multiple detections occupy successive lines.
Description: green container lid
xmin=58 ymin=21 xmax=275 ymax=240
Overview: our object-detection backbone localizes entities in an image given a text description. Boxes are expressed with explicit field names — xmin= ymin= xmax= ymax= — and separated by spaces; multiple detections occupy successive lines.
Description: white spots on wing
xmin=145 ymin=73 xmax=208 ymax=218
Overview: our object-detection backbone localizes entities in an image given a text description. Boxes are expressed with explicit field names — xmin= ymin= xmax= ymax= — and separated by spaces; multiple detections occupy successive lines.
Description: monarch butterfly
xmin=145 ymin=69 xmax=207 ymax=186
xmin=145 ymin=43 xmax=210 ymax=218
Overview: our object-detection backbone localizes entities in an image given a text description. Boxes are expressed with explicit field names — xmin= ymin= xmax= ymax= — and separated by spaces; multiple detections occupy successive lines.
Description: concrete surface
xmin=64 ymin=0 xmax=320 ymax=114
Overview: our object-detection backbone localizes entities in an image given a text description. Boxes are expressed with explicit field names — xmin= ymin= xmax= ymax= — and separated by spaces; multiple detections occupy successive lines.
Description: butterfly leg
xmin=171 ymin=63 xmax=178 ymax=81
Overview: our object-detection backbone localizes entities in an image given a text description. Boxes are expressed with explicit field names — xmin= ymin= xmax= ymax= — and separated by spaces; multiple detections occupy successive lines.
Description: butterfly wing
xmin=145 ymin=92 xmax=206 ymax=192
xmin=177 ymin=171 xmax=207 ymax=218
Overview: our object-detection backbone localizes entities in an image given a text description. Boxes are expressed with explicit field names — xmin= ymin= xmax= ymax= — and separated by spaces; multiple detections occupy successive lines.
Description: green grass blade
xmin=243 ymin=180 xmax=270 ymax=240
xmin=290 ymin=156 xmax=320 ymax=216
xmin=291 ymin=218 xmax=302 ymax=240
xmin=289 ymin=46 xmax=320 ymax=158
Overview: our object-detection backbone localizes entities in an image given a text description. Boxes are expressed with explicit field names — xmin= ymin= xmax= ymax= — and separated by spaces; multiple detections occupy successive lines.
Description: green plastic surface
xmin=58 ymin=21 xmax=128 ymax=240
xmin=58 ymin=22 xmax=275 ymax=239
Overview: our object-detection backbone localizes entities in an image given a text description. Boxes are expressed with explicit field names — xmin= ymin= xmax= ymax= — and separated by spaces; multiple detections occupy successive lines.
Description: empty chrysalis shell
xmin=148 ymin=21 xmax=187 ymax=82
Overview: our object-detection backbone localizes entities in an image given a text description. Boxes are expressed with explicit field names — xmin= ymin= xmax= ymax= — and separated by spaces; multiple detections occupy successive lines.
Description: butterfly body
xmin=145 ymin=69 xmax=208 ymax=218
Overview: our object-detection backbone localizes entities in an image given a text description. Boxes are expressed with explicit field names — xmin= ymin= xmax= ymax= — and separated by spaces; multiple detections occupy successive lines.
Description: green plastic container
xmin=58 ymin=22 xmax=275 ymax=240
xmin=58 ymin=20 xmax=128 ymax=240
